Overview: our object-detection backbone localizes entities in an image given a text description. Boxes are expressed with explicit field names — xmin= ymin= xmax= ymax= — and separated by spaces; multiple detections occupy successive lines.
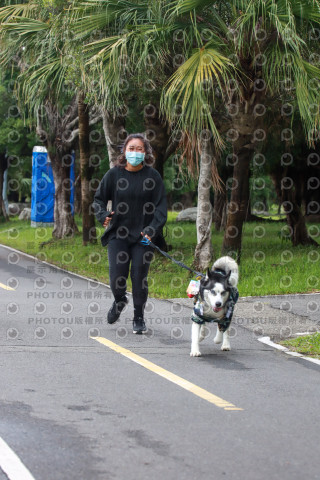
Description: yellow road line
xmin=0 ymin=282 xmax=15 ymax=291
xmin=92 ymin=336 xmax=243 ymax=411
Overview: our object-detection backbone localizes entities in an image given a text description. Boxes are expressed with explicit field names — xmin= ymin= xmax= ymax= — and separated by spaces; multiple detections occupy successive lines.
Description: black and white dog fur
xmin=190 ymin=256 xmax=239 ymax=357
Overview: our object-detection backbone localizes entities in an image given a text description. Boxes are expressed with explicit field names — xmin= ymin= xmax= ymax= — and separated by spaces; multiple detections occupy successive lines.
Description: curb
xmin=258 ymin=336 xmax=320 ymax=367
xmin=1 ymin=243 xmax=319 ymax=302
xmin=238 ymin=292 xmax=320 ymax=299
xmin=0 ymin=243 xmax=120 ymax=292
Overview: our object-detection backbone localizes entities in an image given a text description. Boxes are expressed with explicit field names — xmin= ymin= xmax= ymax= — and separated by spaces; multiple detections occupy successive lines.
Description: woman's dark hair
xmin=115 ymin=133 xmax=155 ymax=168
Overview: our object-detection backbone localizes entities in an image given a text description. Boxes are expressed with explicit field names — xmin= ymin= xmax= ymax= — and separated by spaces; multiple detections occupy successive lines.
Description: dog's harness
xmin=191 ymin=287 xmax=239 ymax=332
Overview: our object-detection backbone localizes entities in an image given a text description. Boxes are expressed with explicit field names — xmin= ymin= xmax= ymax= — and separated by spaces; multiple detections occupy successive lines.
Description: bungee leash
xmin=140 ymin=236 xmax=205 ymax=279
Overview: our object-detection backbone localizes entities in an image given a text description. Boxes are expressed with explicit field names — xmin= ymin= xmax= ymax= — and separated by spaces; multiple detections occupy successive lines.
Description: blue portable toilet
xmin=31 ymin=146 xmax=75 ymax=227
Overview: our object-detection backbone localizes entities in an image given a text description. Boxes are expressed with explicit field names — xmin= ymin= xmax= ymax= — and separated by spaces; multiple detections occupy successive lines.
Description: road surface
xmin=0 ymin=244 xmax=319 ymax=480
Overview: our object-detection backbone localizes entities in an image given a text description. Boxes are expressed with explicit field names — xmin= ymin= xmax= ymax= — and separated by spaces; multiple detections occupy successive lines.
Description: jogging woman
xmin=93 ymin=133 xmax=167 ymax=334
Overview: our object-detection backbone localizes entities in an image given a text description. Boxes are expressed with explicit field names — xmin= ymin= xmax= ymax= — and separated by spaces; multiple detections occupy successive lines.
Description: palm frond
xmin=168 ymin=0 xmax=218 ymax=17
xmin=1 ymin=17 xmax=49 ymax=35
xmin=296 ymin=60 xmax=320 ymax=135
xmin=161 ymin=45 xmax=237 ymax=148
xmin=235 ymin=0 xmax=320 ymax=52
xmin=289 ymin=0 xmax=320 ymax=23
xmin=72 ymin=0 xmax=156 ymax=39
xmin=18 ymin=57 xmax=71 ymax=116
xmin=0 ymin=3 xmax=38 ymax=23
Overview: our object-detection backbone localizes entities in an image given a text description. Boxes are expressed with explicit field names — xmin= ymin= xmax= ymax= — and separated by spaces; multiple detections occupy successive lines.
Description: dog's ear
xmin=205 ymin=268 xmax=211 ymax=280
xmin=225 ymin=270 xmax=231 ymax=285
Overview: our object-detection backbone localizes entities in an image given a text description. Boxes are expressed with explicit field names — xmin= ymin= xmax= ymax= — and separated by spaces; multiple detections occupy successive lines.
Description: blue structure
xmin=31 ymin=146 xmax=75 ymax=227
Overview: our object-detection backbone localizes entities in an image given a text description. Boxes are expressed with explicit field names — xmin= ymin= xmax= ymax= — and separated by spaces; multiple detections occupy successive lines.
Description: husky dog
xmin=190 ymin=256 xmax=239 ymax=357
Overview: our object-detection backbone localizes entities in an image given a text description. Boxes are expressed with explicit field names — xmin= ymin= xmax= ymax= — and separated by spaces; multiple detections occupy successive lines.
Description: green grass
xmin=254 ymin=203 xmax=287 ymax=221
xmin=0 ymin=213 xmax=319 ymax=299
xmin=281 ymin=333 xmax=320 ymax=360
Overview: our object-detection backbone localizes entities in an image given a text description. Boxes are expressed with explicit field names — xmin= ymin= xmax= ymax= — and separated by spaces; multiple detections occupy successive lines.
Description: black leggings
xmin=107 ymin=238 xmax=154 ymax=318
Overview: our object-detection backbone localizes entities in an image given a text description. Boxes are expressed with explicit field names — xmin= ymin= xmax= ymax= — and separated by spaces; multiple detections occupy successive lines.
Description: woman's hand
xmin=141 ymin=232 xmax=152 ymax=241
xmin=103 ymin=211 xmax=114 ymax=229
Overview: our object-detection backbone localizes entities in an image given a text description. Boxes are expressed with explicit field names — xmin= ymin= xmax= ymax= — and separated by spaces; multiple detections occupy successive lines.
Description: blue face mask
xmin=125 ymin=151 xmax=145 ymax=166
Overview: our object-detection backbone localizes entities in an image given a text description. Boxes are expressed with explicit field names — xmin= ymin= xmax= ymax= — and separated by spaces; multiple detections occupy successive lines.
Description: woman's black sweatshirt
xmin=93 ymin=165 xmax=167 ymax=246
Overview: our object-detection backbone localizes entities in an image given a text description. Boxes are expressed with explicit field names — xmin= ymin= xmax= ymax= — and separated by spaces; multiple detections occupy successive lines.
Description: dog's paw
xmin=221 ymin=345 xmax=231 ymax=351
xmin=190 ymin=350 xmax=202 ymax=357
xmin=214 ymin=334 xmax=223 ymax=344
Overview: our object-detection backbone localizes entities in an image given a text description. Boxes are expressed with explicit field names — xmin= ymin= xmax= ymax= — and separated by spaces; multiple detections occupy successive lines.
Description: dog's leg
xmin=190 ymin=322 xmax=202 ymax=357
xmin=214 ymin=325 xmax=223 ymax=344
xmin=221 ymin=327 xmax=231 ymax=351
xmin=199 ymin=324 xmax=206 ymax=343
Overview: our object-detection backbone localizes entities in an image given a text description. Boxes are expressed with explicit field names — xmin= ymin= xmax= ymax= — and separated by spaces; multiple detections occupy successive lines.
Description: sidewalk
xmin=169 ymin=293 xmax=320 ymax=341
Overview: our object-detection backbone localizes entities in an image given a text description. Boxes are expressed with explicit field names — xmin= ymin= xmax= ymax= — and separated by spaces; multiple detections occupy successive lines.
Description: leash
xmin=140 ymin=236 xmax=205 ymax=278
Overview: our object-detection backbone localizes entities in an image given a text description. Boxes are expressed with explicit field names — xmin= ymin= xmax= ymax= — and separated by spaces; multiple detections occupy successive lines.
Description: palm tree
xmin=267 ymin=116 xmax=320 ymax=245
xmin=223 ymin=0 xmax=320 ymax=254
xmin=73 ymin=0 xmax=177 ymax=254
xmin=4 ymin=0 xmax=320 ymax=260
xmin=72 ymin=0 xmax=174 ymax=176
xmin=75 ymin=0 xmax=231 ymax=268
xmin=78 ymin=91 xmax=98 ymax=245
xmin=162 ymin=0 xmax=320 ymax=260
xmin=0 ymin=1 xmax=101 ymax=240
xmin=70 ymin=0 xmax=134 ymax=168
xmin=0 ymin=2 xmax=79 ymax=237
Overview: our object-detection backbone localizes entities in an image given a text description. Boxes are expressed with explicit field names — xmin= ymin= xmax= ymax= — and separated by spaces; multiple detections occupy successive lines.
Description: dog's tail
xmin=213 ymin=256 xmax=239 ymax=287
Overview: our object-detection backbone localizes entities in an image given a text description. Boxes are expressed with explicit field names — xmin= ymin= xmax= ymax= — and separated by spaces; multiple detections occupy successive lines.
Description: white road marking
xmin=259 ymin=336 xmax=320 ymax=366
xmin=0 ymin=436 xmax=36 ymax=480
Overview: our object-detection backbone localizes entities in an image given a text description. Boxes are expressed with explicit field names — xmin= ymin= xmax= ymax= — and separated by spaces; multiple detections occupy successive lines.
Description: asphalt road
xmin=0 ymin=244 xmax=320 ymax=480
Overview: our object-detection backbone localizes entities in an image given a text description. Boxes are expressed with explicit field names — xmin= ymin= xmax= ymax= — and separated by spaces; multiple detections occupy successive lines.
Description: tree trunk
xmin=271 ymin=166 xmax=318 ymax=245
xmin=221 ymin=91 xmax=258 ymax=262
xmin=214 ymin=162 xmax=232 ymax=231
xmin=78 ymin=92 xmax=97 ymax=245
xmin=74 ymin=174 xmax=82 ymax=215
xmin=50 ymin=150 xmax=79 ymax=239
xmin=144 ymin=103 xmax=171 ymax=251
xmin=213 ymin=187 xmax=227 ymax=231
xmin=36 ymin=98 xmax=80 ymax=239
xmin=144 ymin=103 xmax=170 ymax=178
xmin=281 ymin=168 xmax=318 ymax=246
xmin=270 ymin=169 xmax=282 ymax=215
xmin=102 ymin=110 xmax=126 ymax=168
xmin=194 ymin=134 xmax=214 ymax=271
xmin=0 ymin=153 xmax=9 ymax=221
xmin=222 ymin=135 xmax=253 ymax=262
